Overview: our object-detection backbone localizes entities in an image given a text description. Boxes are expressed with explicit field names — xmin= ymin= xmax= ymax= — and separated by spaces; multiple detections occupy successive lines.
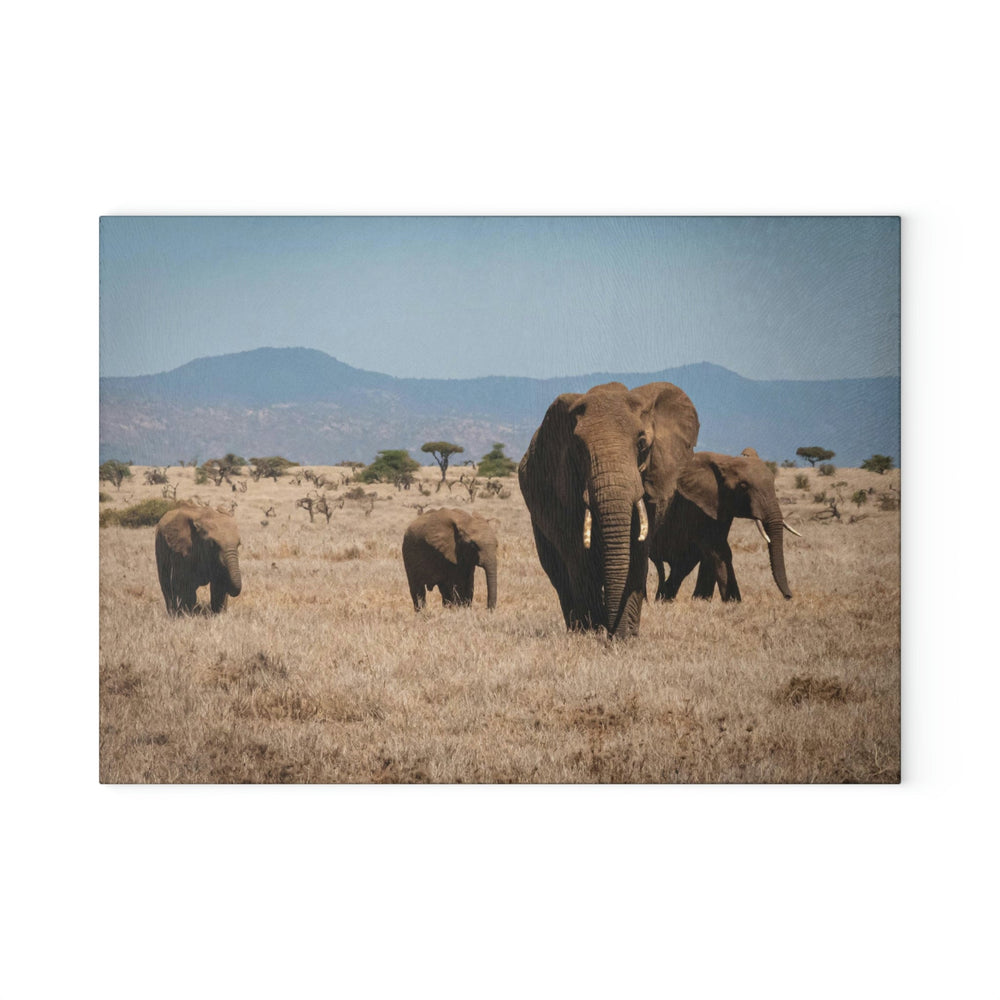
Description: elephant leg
xmin=692 ymin=558 xmax=717 ymax=600
xmin=171 ymin=582 xmax=198 ymax=614
xmin=653 ymin=559 xmax=667 ymax=598
xmin=209 ymin=579 xmax=229 ymax=613
xmin=459 ymin=566 xmax=476 ymax=606
xmin=440 ymin=578 xmax=458 ymax=607
xmin=718 ymin=547 xmax=741 ymax=602
xmin=660 ymin=567 xmax=685 ymax=601
xmin=532 ymin=525 xmax=578 ymax=628
xmin=659 ymin=551 xmax=697 ymax=601
xmin=406 ymin=565 xmax=427 ymax=611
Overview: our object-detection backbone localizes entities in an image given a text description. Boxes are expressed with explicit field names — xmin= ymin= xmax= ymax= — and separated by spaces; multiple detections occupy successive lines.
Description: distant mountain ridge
xmin=100 ymin=347 xmax=900 ymax=468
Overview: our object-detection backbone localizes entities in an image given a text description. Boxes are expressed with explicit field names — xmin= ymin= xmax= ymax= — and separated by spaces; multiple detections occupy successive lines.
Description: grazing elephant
xmin=155 ymin=504 xmax=243 ymax=615
xmin=519 ymin=381 xmax=699 ymax=638
xmin=649 ymin=450 xmax=799 ymax=602
xmin=402 ymin=508 xmax=498 ymax=611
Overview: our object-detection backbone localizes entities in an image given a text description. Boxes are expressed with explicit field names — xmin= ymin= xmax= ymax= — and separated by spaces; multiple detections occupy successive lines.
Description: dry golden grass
xmin=99 ymin=463 xmax=900 ymax=783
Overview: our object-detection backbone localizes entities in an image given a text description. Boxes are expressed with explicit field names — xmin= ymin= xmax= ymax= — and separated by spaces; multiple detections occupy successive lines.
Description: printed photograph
xmin=99 ymin=216 xmax=900 ymax=783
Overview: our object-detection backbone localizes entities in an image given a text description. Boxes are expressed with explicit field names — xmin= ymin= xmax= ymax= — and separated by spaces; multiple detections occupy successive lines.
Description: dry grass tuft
xmin=777 ymin=674 xmax=850 ymax=705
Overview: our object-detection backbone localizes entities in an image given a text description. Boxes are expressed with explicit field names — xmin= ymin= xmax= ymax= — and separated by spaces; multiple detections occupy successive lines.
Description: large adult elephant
xmin=519 ymin=381 xmax=699 ymax=638
xmin=402 ymin=508 xmax=498 ymax=611
xmin=155 ymin=504 xmax=243 ymax=615
xmin=649 ymin=450 xmax=799 ymax=602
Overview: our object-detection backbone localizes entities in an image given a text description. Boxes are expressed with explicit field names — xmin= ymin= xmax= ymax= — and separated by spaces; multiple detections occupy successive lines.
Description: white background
xmin=5 ymin=1 xmax=992 ymax=997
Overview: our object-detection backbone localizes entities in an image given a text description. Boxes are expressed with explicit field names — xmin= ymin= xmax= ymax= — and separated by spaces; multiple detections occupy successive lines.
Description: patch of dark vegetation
xmin=210 ymin=651 xmax=289 ymax=691
xmin=101 ymin=660 xmax=142 ymax=697
xmin=100 ymin=498 xmax=182 ymax=528
xmin=198 ymin=733 xmax=308 ymax=783
xmin=325 ymin=545 xmax=362 ymax=561
xmin=372 ymin=753 xmax=431 ymax=783
xmin=136 ymin=733 xmax=169 ymax=745
xmin=777 ymin=675 xmax=850 ymax=705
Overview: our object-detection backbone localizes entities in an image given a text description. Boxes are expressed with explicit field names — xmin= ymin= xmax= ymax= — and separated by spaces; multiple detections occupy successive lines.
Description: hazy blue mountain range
xmin=100 ymin=347 xmax=900 ymax=469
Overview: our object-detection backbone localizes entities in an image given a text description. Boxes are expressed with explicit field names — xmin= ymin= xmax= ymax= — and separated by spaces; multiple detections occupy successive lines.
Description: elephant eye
xmin=738 ymin=480 xmax=750 ymax=491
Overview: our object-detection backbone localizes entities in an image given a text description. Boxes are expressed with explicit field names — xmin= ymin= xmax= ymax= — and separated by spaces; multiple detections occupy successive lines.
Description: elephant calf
xmin=402 ymin=508 xmax=498 ymax=611
xmin=155 ymin=504 xmax=243 ymax=615
xmin=650 ymin=450 xmax=798 ymax=602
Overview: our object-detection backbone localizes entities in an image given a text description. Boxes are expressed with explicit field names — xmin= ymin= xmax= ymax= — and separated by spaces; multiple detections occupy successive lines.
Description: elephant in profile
xmin=402 ymin=508 xmax=498 ymax=611
xmin=649 ymin=450 xmax=799 ymax=602
xmin=519 ymin=381 xmax=699 ymax=638
xmin=155 ymin=504 xmax=243 ymax=615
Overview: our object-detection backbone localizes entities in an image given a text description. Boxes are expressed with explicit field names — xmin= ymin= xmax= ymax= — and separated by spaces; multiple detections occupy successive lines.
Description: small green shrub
xmin=818 ymin=463 xmax=836 ymax=477
xmin=813 ymin=491 xmax=827 ymax=503
xmin=764 ymin=461 xmax=778 ymax=476
xmin=99 ymin=491 xmax=112 ymax=503
xmin=780 ymin=460 xmax=797 ymax=469
xmin=100 ymin=498 xmax=182 ymax=528
xmin=794 ymin=473 xmax=810 ymax=490
xmin=851 ymin=490 xmax=869 ymax=509
xmin=478 ymin=443 xmax=518 ymax=478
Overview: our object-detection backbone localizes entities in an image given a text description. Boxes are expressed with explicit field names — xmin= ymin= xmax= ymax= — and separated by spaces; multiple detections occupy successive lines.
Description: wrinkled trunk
xmin=764 ymin=514 xmax=791 ymax=599
xmin=484 ymin=557 xmax=498 ymax=610
xmin=589 ymin=461 xmax=637 ymax=636
xmin=224 ymin=547 xmax=242 ymax=596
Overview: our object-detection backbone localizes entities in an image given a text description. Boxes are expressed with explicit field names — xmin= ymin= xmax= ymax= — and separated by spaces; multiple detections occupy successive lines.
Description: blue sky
xmin=100 ymin=216 xmax=899 ymax=382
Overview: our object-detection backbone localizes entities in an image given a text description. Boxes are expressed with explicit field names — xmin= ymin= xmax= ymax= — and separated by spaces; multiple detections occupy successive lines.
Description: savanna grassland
xmin=99 ymin=463 xmax=900 ymax=783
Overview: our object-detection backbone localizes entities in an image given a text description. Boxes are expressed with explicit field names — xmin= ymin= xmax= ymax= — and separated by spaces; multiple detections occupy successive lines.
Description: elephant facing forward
xmin=519 ymin=381 xmax=699 ymax=639
xmin=155 ymin=504 xmax=243 ymax=615
xmin=402 ymin=508 xmax=498 ymax=611
xmin=650 ymin=450 xmax=798 ymax=602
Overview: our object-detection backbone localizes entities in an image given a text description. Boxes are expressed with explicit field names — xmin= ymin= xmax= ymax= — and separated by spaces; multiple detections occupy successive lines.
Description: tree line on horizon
xmin=100 ymin=441 xmax=894 ymax=493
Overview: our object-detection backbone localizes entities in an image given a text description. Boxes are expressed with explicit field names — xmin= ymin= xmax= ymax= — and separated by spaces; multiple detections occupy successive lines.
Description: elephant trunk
xmin=224 ymin=547 xmax=242 ymax=597
xmin=764 ymin=512 xmax=791 ymax=600
xmin=589 ymin=462 xmax=639 ymax=635
xmin=484 ymin=556 xmax=498 ymax=611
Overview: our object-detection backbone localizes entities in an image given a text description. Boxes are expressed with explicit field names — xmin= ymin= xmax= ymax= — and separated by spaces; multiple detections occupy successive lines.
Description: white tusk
xmin=635 ymin=498 xmax=648 ymax=542
xmin=783 ymin=520 xmax=802 ymax=538
xmin=754 ymin=518 xmax=771 ymax=544
xmin=583 ymin=508 xmax=592 ymax=549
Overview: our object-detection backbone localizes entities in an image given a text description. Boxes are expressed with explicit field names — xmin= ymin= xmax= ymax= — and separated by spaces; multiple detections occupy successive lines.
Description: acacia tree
xmin=359 ymin=449 xmax=420 ymax=484
xmin=250 ymin=456 xmax=297 ymax=481
xmin=421 ymin=441 xmax=464 ymax=481
xmin=861 ymin=454 xmax=894 ymax=474
xmin=796 ymin=446 xmax=835 ymax=467
xmin=99 ymin=460 xmax=132 ymax=490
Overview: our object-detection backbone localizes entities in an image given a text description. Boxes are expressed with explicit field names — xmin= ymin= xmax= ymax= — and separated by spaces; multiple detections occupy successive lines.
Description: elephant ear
xmin=157 ymin=507 xmax=195 ymax=556
xmin=677 ymin=453 xmax=723 ymax=520
xmin=422 ymin=510 xmax=460 ymax=563
xmin=630 ymin=382 xmax=700 ymax=508
xmin=519 ymin=392 xmax=582 ymax=513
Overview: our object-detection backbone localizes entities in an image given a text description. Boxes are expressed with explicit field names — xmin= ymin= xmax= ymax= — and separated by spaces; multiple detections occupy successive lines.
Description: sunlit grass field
xmin=99 ymin=463 xmax=900 ymax=783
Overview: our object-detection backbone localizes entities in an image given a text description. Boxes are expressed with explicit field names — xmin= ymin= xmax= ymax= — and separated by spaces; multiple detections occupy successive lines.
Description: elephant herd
xmin=154 ymin=380 xmax=797 ymax=639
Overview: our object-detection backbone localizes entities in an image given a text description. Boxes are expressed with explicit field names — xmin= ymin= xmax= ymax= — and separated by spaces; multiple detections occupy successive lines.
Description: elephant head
xmin=155 ymin=505 xmax=242 ymax=614
xmin=519 ymin=381 xmax=699 ymax=638
xmin=402 ymin=508 xmax=498 ymax=611
xmin=676 ymin=451 xmax=795 ymax=599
